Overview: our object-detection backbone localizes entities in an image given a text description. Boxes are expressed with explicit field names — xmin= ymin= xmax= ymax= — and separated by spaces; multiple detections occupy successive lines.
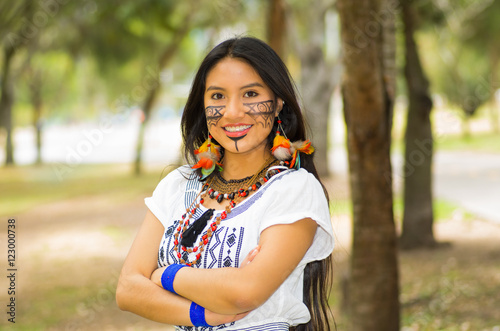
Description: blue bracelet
xmin=161 ymin=264 xmax=187 ymax=294
xmin=190 ymin=302 xmax=211 ymax=327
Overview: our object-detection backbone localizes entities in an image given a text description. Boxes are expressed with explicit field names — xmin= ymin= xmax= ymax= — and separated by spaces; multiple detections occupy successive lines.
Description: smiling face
xmin=204 ymin=57 xmax=282 ymax=158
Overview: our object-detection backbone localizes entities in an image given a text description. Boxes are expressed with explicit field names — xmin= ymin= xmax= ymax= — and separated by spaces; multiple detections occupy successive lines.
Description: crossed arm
xmin=116 ymin=209 xmax=317 ymax=326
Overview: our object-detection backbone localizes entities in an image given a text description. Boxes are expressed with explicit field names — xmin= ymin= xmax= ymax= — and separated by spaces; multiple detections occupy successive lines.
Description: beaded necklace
xmin=208 ymin=158 xmax=279 ymax=203
xmin=173 ymin=157 xmax=284 ymax=266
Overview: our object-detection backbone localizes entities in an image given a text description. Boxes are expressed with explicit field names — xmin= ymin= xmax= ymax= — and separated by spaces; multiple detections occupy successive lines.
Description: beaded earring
xmin=271 ymin=116 xmax=314 ymax=169
xmin=192 ymin=134 xmax=222 ymax=179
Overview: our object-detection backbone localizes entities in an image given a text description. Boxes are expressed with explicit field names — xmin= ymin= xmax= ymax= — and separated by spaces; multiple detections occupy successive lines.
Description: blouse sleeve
xmin=258 ymin=169 xmax=334 ymax=263
xmin=144 ymin=166 xmax=191 ymax=228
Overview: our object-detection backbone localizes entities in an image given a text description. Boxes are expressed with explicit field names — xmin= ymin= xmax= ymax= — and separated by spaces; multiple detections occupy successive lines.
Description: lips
xmin=224 ymin=124 xmax=252 ymax=137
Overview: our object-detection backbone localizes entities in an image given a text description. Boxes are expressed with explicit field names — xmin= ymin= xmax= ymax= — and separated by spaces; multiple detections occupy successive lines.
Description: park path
xmin=433 ymin=151 xmax=500 ymax=223
xmin=331 ymin=148 xmax=500 ymax=223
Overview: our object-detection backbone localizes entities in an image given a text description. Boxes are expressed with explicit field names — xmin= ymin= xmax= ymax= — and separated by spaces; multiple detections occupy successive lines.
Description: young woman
xmin=116 ymin=36 xmax=334 ymax=331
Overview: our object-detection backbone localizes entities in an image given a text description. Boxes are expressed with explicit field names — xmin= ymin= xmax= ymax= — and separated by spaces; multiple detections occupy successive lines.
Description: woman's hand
xmin=241 ymin=246 xmax=260 ymax=267
xmin=205 ymin=245 xmax=260 ymax=325
xmin=202 ymin=246 xmax=261 ymax=326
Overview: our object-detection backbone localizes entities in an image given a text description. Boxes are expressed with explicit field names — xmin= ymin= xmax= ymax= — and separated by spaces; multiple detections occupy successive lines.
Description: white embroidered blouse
xmin=145 ymin=166 xmax=334 ymax=331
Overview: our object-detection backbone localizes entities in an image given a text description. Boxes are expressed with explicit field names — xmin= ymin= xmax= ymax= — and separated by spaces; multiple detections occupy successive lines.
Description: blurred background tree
xmin=287 ymin=0 xmax=340 ymax=177
xmin=399 ymin=0 xmax=436 ymax=249
xmin=422 ymin=0 xmax=499 ymax=137
xmin=0 ymin=1 xmax=36 ymax=165
xmin=462 ymin=0 xmax=500 ymax=133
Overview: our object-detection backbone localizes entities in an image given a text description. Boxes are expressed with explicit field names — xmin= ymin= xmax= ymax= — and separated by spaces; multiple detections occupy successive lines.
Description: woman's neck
xmin=221 ymin=150 xmax=274 ymax=180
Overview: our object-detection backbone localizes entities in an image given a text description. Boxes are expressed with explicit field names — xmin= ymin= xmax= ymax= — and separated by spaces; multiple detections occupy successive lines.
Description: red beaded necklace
xmin=173 ymin=157 xmax=283 ymax=266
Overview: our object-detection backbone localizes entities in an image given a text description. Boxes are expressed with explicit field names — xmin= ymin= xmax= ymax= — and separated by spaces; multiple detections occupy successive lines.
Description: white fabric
xmin=145 ymin=166 xmax=334 ymax=330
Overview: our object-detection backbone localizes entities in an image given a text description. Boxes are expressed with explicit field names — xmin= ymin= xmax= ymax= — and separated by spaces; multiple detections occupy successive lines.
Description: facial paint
xmin=243 ymin=100 xmax=275 ymax=129
xmin=205 ymin=105 xmax=225 ymax=129
xmin=228 ymin=135 xmax=246 ymax=151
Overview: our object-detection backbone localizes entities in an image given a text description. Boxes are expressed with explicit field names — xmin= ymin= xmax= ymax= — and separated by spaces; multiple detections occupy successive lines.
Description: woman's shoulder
xmin=257 ymin=167 xmax=328 ymax=210
xmin=270 ymin=168 xmax=322 ymax=192
xmin=152 ymin=165 xmax=197 ymax=194
xmin=160 ymin=165 xmax=196 ymax=183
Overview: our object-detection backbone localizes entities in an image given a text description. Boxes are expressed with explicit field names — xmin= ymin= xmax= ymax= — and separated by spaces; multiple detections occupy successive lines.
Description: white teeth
xmin=225 ymin=125 xmax=251 ymax=132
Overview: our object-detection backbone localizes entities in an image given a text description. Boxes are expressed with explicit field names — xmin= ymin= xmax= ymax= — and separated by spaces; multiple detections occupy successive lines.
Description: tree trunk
xmin=461 ymin=115 xmax=471 ymax=139
xmin=338 ymin=0 xmax=400 ymax=330
xmin=399 ymin=0 xmax=436 ymax=249
xmin=489 ymin=46 xmax=499 ymax=134
xmin=0 ymin=45 xmax=16 ymax=166
xmin=30 ymin=71 xmax=43 ymax=165
xmin=133 ymin=23 xmax=191 ymax=175
xmin=301 ymin=49 xmax=336 ymax=178
xmin=288 ymin=0 xmax=339 ymax=178
xmin=267 ymin=0 xmax=286 ymax=58
xmin=134 ymin=85 xmax=157 ymax=176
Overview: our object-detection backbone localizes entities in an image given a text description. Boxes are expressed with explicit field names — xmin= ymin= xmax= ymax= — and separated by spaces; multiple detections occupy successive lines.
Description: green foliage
xmin=436 ymin=132 xmax=500 ymax=153
xmin=14 ymin=50 xmax=82 ymax=124
xmin=331 ymin=196 xmax=472 ymax=224
xmin=414 ymin=0 xmax=499 ymax=117
xmin=430 ymin=37 xmax=490 ymax=116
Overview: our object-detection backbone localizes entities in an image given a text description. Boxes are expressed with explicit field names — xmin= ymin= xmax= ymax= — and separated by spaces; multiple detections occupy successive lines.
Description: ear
xmin=275 ymin=97 xmax=284 ymax=117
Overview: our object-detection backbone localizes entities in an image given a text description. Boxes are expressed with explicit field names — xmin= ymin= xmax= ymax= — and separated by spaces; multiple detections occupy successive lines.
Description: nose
xmin=224 ymin=97 xmax=245 ymax=121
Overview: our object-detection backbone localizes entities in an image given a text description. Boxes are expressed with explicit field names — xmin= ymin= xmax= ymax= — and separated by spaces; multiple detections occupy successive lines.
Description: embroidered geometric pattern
xmin=158 ymin=170 xmax=294 ymax=269
xmin=227 ymin=232 xmax=236 ymax=247
xmin=233 ymin=322 xmax=290 ymax=330
xmin=223 ymin=256 xmax=233 ymax=267
xmin=158 ymin=221 xmax=179 ymax=267
xmin=158 ymin=221 xmax=247 ymax=271
xmin=175 ymin=322 xmax=289 ymax=331
xmin=176 ymin=321 xmax=236 ymax=331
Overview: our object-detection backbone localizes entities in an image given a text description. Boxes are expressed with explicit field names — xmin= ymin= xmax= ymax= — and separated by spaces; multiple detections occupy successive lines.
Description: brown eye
xmin=212 ymin=93 xmax=224 ymax=100
xmin=244 ymin=91 xmax=258 ymax=98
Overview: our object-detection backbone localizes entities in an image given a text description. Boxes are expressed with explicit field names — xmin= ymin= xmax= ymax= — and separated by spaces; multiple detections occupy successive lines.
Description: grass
xmin=398 ymin=242 xmax=500 ymax=330
xmin=435 ymin=132 xmax=500 ymax=153
xmin=0 ymin=163 xmax=170 ymax=217
xmin=391 ymin=103 xmax=500 ymax=155
xmin=20 ymin=286 xmax=89 ymax=329
xmin=331 ymin=196 xmax=474 ymax=224
xmin=392 ymin=131 xmax=500 ymax=155
xmin=16 ymin=263 xmax=121 ymax=330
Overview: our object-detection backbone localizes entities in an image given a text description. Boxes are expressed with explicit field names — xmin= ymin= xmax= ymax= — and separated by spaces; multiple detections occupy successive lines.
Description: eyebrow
xmin=205 ymin=82 xmax=264 ymax=92
xmin=240 ymin=82 xmax=264 ymax=90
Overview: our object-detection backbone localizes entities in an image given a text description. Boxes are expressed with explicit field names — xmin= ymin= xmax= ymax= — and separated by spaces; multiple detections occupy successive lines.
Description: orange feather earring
xmin=271 ymin=117 xmax=314 ymax=169
xmin=192 ymin=134 xmax=222 ymax=179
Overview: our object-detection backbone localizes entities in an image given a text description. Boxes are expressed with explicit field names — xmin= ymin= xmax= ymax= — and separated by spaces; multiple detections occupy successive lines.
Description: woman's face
xmin=204 ymin=57 xmax=282 ymax=157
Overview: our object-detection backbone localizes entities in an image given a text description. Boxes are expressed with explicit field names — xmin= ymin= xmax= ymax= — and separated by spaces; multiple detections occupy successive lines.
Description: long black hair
xmin=180 ymin=36 xmax=333 ymax=331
